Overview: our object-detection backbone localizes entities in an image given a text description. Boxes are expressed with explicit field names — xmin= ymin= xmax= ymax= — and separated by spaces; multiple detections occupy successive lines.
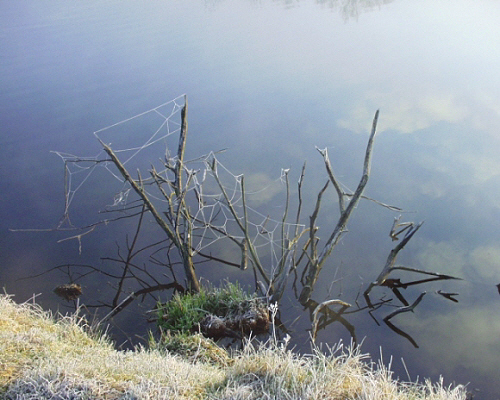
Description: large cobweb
xmin=53 ymin=94 xmax=305 ymax=274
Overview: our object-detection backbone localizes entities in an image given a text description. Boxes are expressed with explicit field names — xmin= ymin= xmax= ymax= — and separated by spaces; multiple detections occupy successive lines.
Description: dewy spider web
xmin=54 ymin=94 xmax=305 ymax=271
xmin=53 ymin=95 xmax=186 ymax=226
xmin=191 ymin=158 xmax=303 ymax=272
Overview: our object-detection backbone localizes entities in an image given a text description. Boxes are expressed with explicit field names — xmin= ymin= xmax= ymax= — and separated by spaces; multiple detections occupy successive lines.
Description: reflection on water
xmin=2 ymin=0 xmax=500 ymax=397
xmin=244 ymin=0 xmax=397 ymax=20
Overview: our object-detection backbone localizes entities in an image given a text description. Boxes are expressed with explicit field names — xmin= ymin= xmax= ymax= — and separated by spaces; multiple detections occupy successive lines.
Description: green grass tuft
xmin=156 ymin=282 xmax=264 ymax=334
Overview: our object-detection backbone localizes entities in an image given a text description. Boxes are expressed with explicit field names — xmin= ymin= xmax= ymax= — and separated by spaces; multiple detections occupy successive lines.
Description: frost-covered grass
xmin=0 ymin=294 xmax=467 ymax=399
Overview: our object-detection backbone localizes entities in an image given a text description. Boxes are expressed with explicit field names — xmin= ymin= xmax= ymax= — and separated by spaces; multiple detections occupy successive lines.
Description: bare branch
xmin=174 ymin=96 xmax=188 ymax=196
xmin=311 ymin=298 xmax=351 ymax=341
xmin=364 ymin=222 xmax=424 ymax=306
xmin=209 ymin=159 xmax=269 ymax=285
xmin=316 ymin=147 xmax=345 ymax=214
xmin=383 ymin=292 xmax=426 ymax=348
xmin=56 ymin=226 xmax=96 ymax=255
xmin=300 ymin=110 xmax=380 ymax=304
xmin=100 ymin=282 xmax=184 ymax=323
xmin=112 ymin=204 xmax=147 ymax=309
xmin=95 ymin=135 xmax=200 ymax=292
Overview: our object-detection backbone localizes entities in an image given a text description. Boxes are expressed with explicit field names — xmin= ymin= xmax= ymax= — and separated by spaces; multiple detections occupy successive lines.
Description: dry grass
xmin=0 ymin=294 xmax=467 ymax=399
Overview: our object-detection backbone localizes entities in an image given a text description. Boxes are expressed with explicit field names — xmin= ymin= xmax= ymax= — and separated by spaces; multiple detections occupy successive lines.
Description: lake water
xmin=1 ymin=1 xmax=500 ymax=397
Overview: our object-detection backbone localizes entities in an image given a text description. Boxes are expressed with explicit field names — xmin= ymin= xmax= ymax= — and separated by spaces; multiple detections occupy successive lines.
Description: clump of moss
xmin=156 ymin=282 xmax=269 ymax=339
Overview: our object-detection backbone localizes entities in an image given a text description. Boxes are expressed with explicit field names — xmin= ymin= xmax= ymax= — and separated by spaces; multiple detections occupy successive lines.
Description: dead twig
xmin=364 ymin=221 xmax=424 ymax=307
xmin=383 ymin=292 xmax=426 ymax=348
xmin=299 ymin=110 xmax=380 ymax=304
xmin=310 ymin=299 xmax=352 ymax=342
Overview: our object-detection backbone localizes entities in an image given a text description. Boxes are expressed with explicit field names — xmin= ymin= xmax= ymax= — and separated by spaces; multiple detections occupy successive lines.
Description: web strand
xmin=55 ymin=94 xmax=305 ymax=271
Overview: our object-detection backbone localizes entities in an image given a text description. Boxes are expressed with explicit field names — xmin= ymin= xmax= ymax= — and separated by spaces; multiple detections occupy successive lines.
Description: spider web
xmin=54 ymin=94 xmax=305 ymax=272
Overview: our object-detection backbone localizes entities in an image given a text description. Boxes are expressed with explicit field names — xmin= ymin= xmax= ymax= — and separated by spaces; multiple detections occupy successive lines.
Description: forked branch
xmin=363 ymin=221 xmax=423 ymax=306
xmin=95 ymin=101 xmax=200 ymax=292
xmin=299 ymin=110 xmax=380 ymax=304
xmin=209 ymin=158 xmax=270 ymax=286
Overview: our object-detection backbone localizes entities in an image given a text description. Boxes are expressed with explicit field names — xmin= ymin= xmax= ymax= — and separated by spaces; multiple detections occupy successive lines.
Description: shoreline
xmin=0 ymin=294 xmax=467 ymax=399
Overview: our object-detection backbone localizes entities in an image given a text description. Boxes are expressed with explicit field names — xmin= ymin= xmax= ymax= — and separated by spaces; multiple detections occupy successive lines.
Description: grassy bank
xmin=0 ymin=294 xmax=467 ymax=399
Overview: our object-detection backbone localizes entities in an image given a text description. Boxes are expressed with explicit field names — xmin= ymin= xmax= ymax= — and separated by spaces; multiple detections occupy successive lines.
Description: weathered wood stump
xmin=199 ymin=307 xmax=270 ymax=340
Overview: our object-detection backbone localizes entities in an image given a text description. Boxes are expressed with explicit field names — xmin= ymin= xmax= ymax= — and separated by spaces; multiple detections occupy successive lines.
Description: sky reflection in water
xmin=1 ymin=0 xmax=500 ymax=397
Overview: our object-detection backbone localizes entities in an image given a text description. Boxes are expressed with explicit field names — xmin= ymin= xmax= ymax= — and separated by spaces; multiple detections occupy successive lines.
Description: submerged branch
xmin=112 ymin=204 xmax=147 ymax=309
xmin=364 ymin=221 xmax=424 ymax=307
xmin=100 ymin=282 xmax=185 ymax=323
xmin=383 ymin=292 xmax=426 ymax=348
xmin=311 ymin=299 xmax=351 ymax=341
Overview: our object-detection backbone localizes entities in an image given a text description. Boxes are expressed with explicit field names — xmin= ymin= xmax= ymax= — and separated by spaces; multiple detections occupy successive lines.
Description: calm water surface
xmin=2 ymin=1 xmax=500 ymax=397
